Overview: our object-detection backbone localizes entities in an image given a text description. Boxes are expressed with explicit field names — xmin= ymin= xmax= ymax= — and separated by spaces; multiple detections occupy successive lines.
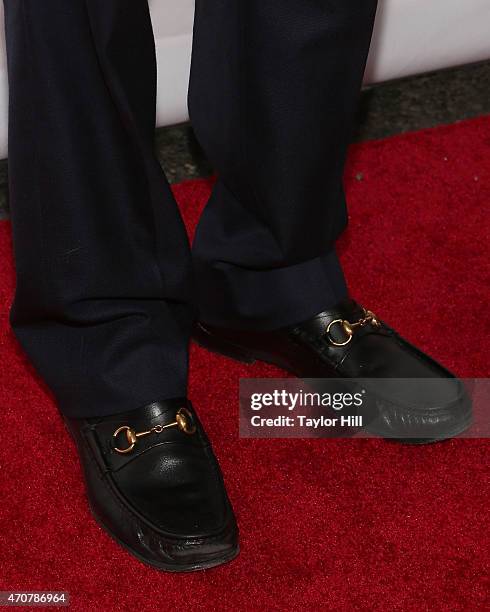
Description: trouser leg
xmin=3 ymin=0 xmax=193 ymax=417
xmin=190 ymin=0 xmax=377 ymax=329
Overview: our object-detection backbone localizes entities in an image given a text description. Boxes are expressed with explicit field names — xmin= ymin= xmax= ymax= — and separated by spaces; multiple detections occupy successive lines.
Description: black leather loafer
xmin=65 ymin=398 xmax=239 ymax=571
xmin=194 ymin=299 xmax=472 ymax=442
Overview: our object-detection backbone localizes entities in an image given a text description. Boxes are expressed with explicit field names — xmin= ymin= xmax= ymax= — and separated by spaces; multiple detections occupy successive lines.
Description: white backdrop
xmin=0 ymin=0 xmax=489 ymax=158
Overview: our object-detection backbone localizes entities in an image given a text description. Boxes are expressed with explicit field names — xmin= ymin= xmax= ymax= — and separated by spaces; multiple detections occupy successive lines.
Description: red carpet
xmin=1 ymin=117 xmax=489 ymax=611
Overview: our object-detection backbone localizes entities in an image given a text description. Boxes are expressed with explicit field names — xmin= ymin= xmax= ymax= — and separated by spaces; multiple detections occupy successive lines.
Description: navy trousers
xmin=3 ymin=1 xmax=377 ymax=417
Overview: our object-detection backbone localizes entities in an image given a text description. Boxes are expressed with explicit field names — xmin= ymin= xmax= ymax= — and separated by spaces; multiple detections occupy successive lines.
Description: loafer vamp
xmin=112 ymin=441 xmax=230 ymax=536
xmin=338 ymin=330 xmax=464 ymax=410
xmin=304 ymin=312 xmax=472 ymax=439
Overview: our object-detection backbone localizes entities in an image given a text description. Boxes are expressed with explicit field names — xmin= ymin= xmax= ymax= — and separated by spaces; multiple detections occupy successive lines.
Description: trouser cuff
xmin=194 ymin=249 xmax=348 ymax=331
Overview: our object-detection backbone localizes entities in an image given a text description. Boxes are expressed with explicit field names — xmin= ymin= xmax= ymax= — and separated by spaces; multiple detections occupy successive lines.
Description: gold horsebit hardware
xmin=113 ymin=407 xmax=196 ymax=454
xmin=325 ymin=308 xmax=381 ymax=347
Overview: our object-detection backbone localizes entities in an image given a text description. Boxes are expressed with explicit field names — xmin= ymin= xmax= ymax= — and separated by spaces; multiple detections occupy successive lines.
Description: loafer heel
xmin=194 ymin=322 xmax=257 ymax=364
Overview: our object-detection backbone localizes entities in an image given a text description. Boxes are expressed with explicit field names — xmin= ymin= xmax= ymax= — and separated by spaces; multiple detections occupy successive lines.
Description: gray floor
xmin=1 ymin=60 xmax=489 ymax=218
